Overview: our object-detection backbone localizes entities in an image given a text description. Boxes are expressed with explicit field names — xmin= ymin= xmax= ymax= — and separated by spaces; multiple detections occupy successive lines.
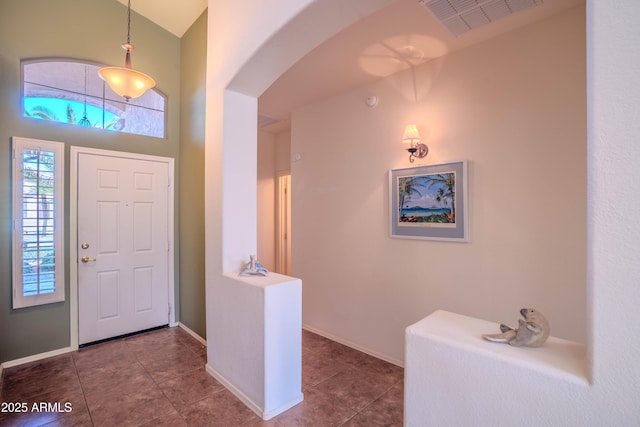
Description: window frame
xmin=12 ymin=136 xmax=66 ymax=308
xmin=21 ymin=58 xmax=167 ymax=139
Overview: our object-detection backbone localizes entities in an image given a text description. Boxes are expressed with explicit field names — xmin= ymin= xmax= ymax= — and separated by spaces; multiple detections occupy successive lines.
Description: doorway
xmin=70 ymin=147 xmax=175 ymax=347
xmin=276 ymin=173 xmax=291 ymax=276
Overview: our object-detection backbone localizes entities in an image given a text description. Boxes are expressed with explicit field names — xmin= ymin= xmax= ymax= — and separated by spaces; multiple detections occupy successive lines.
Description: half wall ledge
xmin=206 ymin=272 xmax=303 ymax=420
xmin=405 ymin=310 xmax=590 ymax=426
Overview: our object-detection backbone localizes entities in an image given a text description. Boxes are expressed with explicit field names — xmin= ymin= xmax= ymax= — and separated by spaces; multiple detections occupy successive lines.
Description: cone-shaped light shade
xmin=99 ymin=49 xmax=155 ymax=101
xmin=402 ymin=124 xmax=421 ymax=146
xmin=98 ymin=66 xmax=155 ymax=100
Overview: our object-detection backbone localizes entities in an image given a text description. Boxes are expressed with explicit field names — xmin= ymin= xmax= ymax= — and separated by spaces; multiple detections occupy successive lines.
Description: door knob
xmin=81 ymin=256 xmax=96 ymax=263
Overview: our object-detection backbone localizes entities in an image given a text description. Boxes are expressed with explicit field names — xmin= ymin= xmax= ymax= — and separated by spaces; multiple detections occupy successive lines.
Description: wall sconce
xmin=402 ymin=124 xmax=428 ymax=163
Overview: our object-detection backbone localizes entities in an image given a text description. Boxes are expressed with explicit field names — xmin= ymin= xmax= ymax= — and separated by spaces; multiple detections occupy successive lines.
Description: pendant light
xmin=98 ymin=0 xmax=155 ymax=102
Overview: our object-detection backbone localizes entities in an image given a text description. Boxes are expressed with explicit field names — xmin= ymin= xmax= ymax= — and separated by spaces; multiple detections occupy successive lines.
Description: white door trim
xmin=69 ymin=146 xmax=176 ymax=350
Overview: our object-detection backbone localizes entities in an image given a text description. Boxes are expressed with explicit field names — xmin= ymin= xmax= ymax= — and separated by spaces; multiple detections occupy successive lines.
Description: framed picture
xmin=389 ymin=160 xmax=468 ymax=242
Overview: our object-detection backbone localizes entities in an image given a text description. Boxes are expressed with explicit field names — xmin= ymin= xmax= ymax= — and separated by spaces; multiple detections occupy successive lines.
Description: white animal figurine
xmin=239 ymin=255 xmax=269 ymax=277
xmin=482 ymin=308 xmax=550 ymax=347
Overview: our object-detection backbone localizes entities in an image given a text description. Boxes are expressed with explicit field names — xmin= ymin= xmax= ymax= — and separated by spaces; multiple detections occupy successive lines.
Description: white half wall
xmin=405 ymin=311 xmax=590 ymax=426
xmin=205 ymin=273 xmax=302 ymax=419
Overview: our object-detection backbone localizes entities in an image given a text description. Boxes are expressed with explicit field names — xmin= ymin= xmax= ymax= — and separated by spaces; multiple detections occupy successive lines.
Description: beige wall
xmin=258 ymin=130 xmax=277 ymax=271
xmin=276 ymin=131 xmax=292 ymax=173
xmin=291 ymin=5 xmax=586 ymax=364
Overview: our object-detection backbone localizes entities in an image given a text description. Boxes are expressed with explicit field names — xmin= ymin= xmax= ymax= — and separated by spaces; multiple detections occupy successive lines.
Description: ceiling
xmin=117 ymin=0 xmax=207 ymax=38
xmin=123 ymin=0 xmax=583 ymax=133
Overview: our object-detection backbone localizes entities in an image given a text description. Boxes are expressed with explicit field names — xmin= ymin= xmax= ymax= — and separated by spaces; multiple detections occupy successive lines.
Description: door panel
xmin=78 ymin=153 xmax=169 ymax=345
xmin=98 ymin=271 xmax=119 ymax=319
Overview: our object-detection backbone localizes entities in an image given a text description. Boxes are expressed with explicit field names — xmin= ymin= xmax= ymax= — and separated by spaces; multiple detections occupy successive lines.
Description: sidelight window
xmin=12 ymin=137 xmax=65 ymax=308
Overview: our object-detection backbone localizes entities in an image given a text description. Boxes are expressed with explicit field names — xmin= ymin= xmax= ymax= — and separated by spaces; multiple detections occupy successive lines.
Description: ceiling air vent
xmin=418 ymin=0 xmax=543 ymax=37
xmin=258 ymin=114 xmax=281 ymax=129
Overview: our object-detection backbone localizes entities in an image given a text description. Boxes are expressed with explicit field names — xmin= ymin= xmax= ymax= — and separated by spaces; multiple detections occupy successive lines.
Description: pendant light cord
xmin=98 ymin=0 xmax=156 ymax=100
xmin=126 ymin=0 xmax=131 ymax=45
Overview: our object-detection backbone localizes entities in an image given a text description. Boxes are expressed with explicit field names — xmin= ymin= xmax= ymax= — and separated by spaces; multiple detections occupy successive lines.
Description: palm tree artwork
xmin=425 ymin=173 xmax=456 ymax=223
xmin=398 ymin=176 xmax=423 ymax=221
xmin=397 ymin=172 xmax=456 ymax=224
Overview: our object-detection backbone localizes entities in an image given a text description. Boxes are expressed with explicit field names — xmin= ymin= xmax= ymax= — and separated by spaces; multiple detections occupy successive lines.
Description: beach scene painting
xmin=397 ymin=171 xmax=456 ymax=227
xmin=390 ymin=161 xmax=468 ymax=241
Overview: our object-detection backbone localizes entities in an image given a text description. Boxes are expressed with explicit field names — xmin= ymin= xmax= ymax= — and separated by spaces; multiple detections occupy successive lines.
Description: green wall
xmin=0 ymin=0 xmax=182 ymax=362
xmin=179 ymin=11 xmax=207 ymax=338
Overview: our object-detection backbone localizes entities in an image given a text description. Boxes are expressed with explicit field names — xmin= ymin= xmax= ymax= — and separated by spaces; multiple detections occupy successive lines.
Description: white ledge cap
xmin=406 ymin=310 xmax=589 ymax=386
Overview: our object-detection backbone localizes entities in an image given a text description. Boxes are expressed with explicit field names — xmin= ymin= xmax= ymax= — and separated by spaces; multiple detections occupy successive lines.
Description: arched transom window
xmin=22 ymin=59 xmax=166 ymax=138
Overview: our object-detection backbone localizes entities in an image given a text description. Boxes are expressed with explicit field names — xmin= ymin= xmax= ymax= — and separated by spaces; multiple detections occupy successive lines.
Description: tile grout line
xmin=127 ymin=328 xmax=225 ymax=425
xmin=70 ymin=350 xmax=96 ymax=427
xmin=124 ymin=332 xmax=194 ymax=426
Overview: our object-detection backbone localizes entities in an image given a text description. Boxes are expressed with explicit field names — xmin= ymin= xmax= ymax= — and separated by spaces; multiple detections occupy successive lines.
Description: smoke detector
xmin=366 ymin=95 xmax=379 ymax=108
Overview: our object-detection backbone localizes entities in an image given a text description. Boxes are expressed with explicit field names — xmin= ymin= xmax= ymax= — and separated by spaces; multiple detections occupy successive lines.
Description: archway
xmin=203 ymin=0 xmax=395 ymax=419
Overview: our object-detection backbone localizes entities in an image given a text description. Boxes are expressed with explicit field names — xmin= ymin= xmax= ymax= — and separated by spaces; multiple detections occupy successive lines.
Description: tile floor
xmin=0 ymin=327 xmax=403 ymax=426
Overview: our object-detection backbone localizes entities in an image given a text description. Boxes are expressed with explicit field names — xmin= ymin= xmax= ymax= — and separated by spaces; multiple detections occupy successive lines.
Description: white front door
xmin=77 ymin=152 xmax=170 ymax=345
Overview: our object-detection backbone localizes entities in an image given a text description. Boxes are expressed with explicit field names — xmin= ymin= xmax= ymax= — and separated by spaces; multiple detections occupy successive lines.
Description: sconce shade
xmin=402 ymin=124 xmax=428 ymax=163
xmin=98 ymin=64 xmax=156 ymax=101
xmin=402 ymin=124 xmax=421 ymax=145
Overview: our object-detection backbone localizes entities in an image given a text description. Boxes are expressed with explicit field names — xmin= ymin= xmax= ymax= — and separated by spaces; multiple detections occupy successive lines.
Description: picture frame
xmin=389 ymin=160 xmax=468 ymax=242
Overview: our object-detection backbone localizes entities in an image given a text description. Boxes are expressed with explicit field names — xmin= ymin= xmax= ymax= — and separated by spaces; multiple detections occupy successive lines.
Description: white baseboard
xmin=302 ymin=324 xmax=404 ymax=367
xmin=205 ymin=363 xmax=263 ymax=417
xmin=204 ymin=363 xmax=302 ymax=420
xmin=177 ymin=322 xmax=207 ymax=347
xmin=262 ymin=393 xmax=304 ymax=420
xmin=1 ymin=347 xmax=75 ymax=371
